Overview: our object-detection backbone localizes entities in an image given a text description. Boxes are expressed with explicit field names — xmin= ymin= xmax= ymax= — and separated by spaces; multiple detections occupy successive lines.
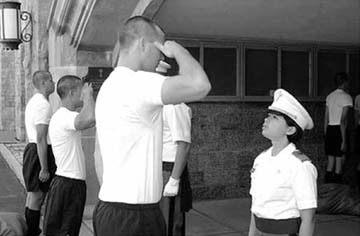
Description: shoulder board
xmin=292 ymin=150 xmax=311 ymax=162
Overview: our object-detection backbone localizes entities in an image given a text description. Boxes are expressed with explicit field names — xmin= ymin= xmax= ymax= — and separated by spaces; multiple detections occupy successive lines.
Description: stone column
xmin=0 ymin=51 xmax=16 ymax=139
xmin=0 ymin=49 xmax=2 ymax=131
xmin=15 ymin=46 xmax=26 ymax=141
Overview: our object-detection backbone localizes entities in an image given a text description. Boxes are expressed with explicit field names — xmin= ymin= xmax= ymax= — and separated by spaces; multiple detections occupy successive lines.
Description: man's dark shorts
xmin=325 ymin=125 xmax=343 ymax=157
xmin=22 ymin=143 xmax=56 ymax=192
xmin=93 ymin=201 xmax=166 ymax=236
xmin=43 ymin=175 xmax=86 ymax=236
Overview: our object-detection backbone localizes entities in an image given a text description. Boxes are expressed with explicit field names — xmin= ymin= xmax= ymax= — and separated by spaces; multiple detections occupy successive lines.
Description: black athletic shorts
xmin=43 ymin=175 xmax=86 ymax=236
xmin=22 ymin=143 xmax=56 ymax=192
xmin=325 ymin=125 xmax=343 ymax=157
xmin=93 ymin=200 xmax=166 ymax=236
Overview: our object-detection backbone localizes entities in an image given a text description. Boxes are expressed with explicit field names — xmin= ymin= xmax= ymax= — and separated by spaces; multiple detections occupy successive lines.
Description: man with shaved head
xmin=93 ymin=16 xmax=211 ymax=236
xmin=23 ymin=70 xmax=56 ymax=236
xmin=43 ymin=75 xmax=95 ymax=236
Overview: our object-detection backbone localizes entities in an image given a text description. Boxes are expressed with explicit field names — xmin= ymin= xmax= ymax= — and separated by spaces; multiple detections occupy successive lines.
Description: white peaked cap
xmin=268 ymin=89 xmax=314 ymax=130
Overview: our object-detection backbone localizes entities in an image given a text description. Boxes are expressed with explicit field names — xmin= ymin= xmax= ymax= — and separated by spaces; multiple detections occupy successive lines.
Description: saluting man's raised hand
xmin=154 ymin=41 xmax=188 ymax=59
xmin=82 ymin=83 xmax=94 ymax=98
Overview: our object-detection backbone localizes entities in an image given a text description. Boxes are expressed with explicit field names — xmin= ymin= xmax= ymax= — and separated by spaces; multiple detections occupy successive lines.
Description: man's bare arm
xmin=75 ymin=83 xmax=96 ymax=130
xmin=171 ymin=141 xmax=190 ymax=180
xmin=36 ymin=124 xmax=50 ymax=182
xmin=155 ymin=41 xmax=211 ymax=105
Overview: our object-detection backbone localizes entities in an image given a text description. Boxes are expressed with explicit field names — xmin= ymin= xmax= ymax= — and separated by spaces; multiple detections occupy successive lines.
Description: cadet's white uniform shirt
xmin=250 ymin=143 xmax=317 ymax=219
xmin=355 ymin=95 xmax=360 ymax=125
xmin=326 ymin=89 xmax=353 ymax=125
xmin=162 ymin=104 xmax=192 ymax=163
xmin=49 ymin=107 xmax=86 ymax=180
xmin=96 ymin=66 xmax=166 ymax=204
xmin=25 ymin=93 xmax=52 ymax=144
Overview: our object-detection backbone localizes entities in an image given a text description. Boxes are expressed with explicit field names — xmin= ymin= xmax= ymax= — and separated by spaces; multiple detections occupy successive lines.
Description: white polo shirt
xmin=250 ymin=143 xmax=318 ymax=219
xmin=49 ymin=107 xmax=86 ymax=180
xmin=355 ymin=95 xmax=360 ymax=125
xmin=96 ymin=66 xmax=166 ymax=204
xmin=326 ymin=89 xmax=353 ymax=125
xmin=25 ymin=93 xmax=52 ymax=144
xmin=162 ymin=103 xmax=191 ymax=163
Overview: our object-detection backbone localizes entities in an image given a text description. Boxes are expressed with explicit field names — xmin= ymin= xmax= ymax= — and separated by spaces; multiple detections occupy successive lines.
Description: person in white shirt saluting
xmin=93 ymin=15 xmax=211 ymax=236
xmin=43 ymin=75 xmax=95 ymax=236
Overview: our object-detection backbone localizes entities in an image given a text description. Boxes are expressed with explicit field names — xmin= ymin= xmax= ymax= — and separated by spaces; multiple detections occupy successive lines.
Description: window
xmin=317 ymin=50 xmax=346 ymax=96
xmin=281 ymin=50 xmax=309 ymax=96
xmin=349 ymin=53 xmax=360 ymax=96
xmin=168 ymin=37 xmax=358 ymax=100
xmin=245 ymin=48 xmax=277 ymax=96
xmin=204 ymin=47 xmax=237 ymax=96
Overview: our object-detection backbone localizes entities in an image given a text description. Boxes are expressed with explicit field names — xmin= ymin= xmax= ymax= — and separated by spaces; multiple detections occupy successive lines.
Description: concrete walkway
xmin=1 ymin=143 xmax=360 ymax=236
xmin=0 ymin=152 xmax=26 ymax=214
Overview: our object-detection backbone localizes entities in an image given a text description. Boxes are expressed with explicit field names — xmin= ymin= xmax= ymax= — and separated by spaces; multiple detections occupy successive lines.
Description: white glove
xmin=163 ymin=176 xmax=180 ymax=197
xmin=155 ymin=60 xmax=171 ymax=74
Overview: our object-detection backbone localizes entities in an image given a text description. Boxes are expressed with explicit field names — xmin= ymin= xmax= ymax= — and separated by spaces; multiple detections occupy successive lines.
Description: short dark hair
xmin=334 ymin=72 xmax=349 ymax=87
xmin=32 ymin=71 xmax=51 ymax=89
xmin=56 ymin=75 xmax=82 ymax=99
xmin=268 ymin=109 xmax=303 ymax=144
xmin=118 ymin=16 xmax=164 ymax=51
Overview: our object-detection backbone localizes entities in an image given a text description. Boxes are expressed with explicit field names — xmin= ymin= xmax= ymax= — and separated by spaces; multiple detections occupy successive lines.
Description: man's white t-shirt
xmin=162 ymin=104 xmax=191 ymax=163
xmin=96 ymin=67 xmax=166 ymax=204
xmin=25 ymin=93 xmax=52 ymax=144
xmin=326 ymin=89 xmax=353 ymax=125
xmin=49 ymin=107 xmax=86 ymax=180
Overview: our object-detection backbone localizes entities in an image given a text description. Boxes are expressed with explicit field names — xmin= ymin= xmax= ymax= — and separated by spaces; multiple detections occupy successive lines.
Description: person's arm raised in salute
xmin=155 ymin=41 xmax=211 ymax=105
xmin=75 ymin=83 xmax=96 ymax=130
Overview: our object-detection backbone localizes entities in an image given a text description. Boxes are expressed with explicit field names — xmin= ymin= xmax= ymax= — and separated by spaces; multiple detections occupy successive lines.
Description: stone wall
xmin=0 ymin=52 xmax=16 ymax=132
xmin=188 ymin=101 xmax=328 ymax=200
xmin=0 ymin=0 xmax=52 ymax=141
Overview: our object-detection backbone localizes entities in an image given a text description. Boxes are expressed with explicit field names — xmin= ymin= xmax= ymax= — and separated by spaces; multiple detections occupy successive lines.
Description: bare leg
xmin=326 ymin=156 xmax=335 ymax=172
xmin=27 ymin=191 xmax=45 ymax=210
xmin=335 ymin=156 xmax=344 ymax=174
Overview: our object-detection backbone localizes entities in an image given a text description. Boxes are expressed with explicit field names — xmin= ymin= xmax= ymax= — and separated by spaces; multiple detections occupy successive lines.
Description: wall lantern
xmin=0 ymin=1 xmax=32 ymax=50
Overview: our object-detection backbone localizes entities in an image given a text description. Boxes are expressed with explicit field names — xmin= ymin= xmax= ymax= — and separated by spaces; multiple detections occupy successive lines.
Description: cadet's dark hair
xmin=56 ymin=75 xmax=82 ymax=99
xmin=118 ymin=16 xmax=164 ymax=51
xmin=268 ymin=109 xmax=303 ymax=144
xmin=32 ymin=71 xmax=51 ymax=89
xmin=334 ymin=72 xmax=349 ymax=87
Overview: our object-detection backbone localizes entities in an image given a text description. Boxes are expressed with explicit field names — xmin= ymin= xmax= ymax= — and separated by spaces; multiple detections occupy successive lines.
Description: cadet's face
xmin=45 ymin=75 xmax=55 ymax=94
xmin=73 ymin=84 xmax=83 ymax=108
xmin=143 ymin=30 xmax=165 ymax=72
xmin=262 ymin=113 xmax=289 ymax=141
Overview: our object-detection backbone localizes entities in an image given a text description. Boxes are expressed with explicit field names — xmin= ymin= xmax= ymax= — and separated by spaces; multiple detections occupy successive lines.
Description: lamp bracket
xmin=20 ymin=11 xmax=32 ymax=42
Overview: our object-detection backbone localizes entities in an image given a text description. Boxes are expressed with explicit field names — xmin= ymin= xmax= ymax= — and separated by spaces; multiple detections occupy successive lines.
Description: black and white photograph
xmin=0 ymin=0 xmax=359 ymax=236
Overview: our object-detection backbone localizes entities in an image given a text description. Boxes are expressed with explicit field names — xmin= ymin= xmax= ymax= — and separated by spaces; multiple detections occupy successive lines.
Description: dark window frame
xmin=169 ymin=37 xmax=359 ymax=102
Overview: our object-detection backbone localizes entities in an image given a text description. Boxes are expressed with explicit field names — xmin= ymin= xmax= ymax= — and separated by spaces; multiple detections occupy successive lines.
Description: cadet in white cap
xmin=248 ymin=89 xmax=318 ymax=236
